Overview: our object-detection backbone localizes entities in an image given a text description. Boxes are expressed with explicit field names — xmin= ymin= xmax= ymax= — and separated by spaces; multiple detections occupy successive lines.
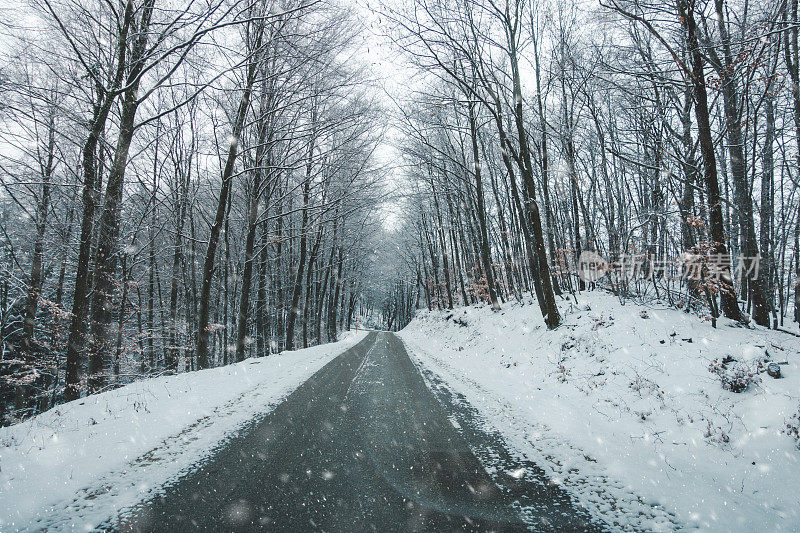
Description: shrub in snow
xmin=629 ymin=374 xmax=664 ymax=401
xmin=704 ymin=420 xmax=730 ymax=444
xmin=787 ymin=405 xmax=800 ymax=447
xmin=560 ymin=337 xmax=577 ymax=352
xmin=708 ymin=355 xmax=763 ymax=393
xmin=591 ymin=315 xmax=613 ymax=330
xmin=556 ymin=362 xmax=571 ymax=382
xmin=444 ymin=313 xmax=468 ymax=327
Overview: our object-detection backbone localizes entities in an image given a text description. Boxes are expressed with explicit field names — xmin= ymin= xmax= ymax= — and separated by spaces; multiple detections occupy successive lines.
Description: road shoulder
xmin=400 ymin=334 xmax=680 ymax=532
xmin=0 ymin=332 xmax=368 ymax=531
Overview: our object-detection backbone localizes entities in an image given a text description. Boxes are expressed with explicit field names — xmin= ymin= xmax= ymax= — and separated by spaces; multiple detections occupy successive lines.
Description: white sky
xmin=348 ymin=0 xmax=418 ymax=230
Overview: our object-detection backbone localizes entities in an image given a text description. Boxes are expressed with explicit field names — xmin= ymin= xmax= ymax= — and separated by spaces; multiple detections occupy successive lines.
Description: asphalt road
xmin=114 ymin=332 xmax=598 ymax=532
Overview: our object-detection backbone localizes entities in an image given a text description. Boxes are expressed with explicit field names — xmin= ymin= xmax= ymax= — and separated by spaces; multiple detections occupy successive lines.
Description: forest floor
xmin=0 ymin=331 xmax=366 ymax=531
xmin=400 ymin=290 xmax=800 ymax=531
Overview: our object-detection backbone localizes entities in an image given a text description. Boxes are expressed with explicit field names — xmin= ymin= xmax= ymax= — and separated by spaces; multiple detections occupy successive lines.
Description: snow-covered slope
xmin=400 ymin=293 xmax=800 ymax=532
xmin=0 ymin=331 xmax=366 ymax=531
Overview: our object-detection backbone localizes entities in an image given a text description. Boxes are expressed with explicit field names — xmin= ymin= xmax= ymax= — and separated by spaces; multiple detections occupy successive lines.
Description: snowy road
xmin=112 ymin=332 xmax=597 ymax=532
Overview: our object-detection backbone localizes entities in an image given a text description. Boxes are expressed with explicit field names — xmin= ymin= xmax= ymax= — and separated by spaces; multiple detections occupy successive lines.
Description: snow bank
xmin=0 ymin=331 xmax=366 ymax=531
xmin=400 ymin=293 xmax=800 ymax=531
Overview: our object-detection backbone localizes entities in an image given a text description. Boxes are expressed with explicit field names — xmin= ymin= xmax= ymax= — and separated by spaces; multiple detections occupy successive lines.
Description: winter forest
xmin=1 ymin=0 xmax=799 ymax=431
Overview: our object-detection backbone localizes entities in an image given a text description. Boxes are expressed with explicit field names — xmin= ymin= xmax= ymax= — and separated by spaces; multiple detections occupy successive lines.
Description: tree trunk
xmin=713 ymin=0 xmax=768 ymax=325
xmin=196 ymin=33 xmax=261 ymax=369
xmin=285 ymin=107 xmax=316 ymax=350
xmin=533 ymin=23 xmax=561 ymax=295
xmin=256 ymin=218 xmax=270 ymax=355
xmin=303 ymin=226 xmax=324 ymax=348
xmin=783 ymin=0 xmax=800 ymax=324
xmin=680 ymin=0 xmax=742 ymax=321
xmin=761 ymin=89 xmax=776 ymax=327
xmin=88 ymin=0 xmax=156 ymax=392
xmin=235 ymin=93 xmax=273 ymax=362
xmin=467 ymin=100 xmax=501 ymax=311
xmin=15 ymin=112 xmax=55 ymax=413
xmin=64 ymin=0 xmax=135 ymax=401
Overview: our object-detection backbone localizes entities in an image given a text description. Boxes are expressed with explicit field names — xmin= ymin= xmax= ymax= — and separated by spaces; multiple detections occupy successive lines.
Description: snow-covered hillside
xmin=0 ymin=331 xmax=366 ymax=531
xmin=401 ymin=292 xmax=800 ymax=532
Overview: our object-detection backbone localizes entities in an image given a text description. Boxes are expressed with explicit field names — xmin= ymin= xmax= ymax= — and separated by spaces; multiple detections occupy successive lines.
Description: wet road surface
xmin=114 ymin=332 xmax=599 ymax=532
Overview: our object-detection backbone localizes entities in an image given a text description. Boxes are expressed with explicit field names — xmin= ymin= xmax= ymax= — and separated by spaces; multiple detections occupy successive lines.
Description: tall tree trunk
xmin=235 ymin=98 xmax=272 ymax=362
xmin=562 ymin=75 xmax=584 ymax=292
xmin=196 ymin=32 xmax=262 ymax=369
xmin=509 ymin=44 xmax=561 ymax=327
xmin=532 ymin=21 xmax=561 ymax=295
xmin=274 ymin=209 xmax=285 ymax=350
xmin=713 ymin=0 xmax=769 ymax=325
xmin=285 ymin=107 xmax=315 ymax=350
xmin=284 ymin=180 xmax=310 ymax=350
xmin=761 ymin=88 xmax=776 ymax=327
xmin=303 ymin=226 xmax=323 ymax=348
xmin=64 ymin=0 xmax=134 ymax=401
xmin=234 ymin=165 xmax=264 ymax=361
xmin=431 ymin=178 xmax=454 ymax=309
xmin=316 ymin=234 xmax=333 ymax=342
xmin=113 ymin=252 xmax=130 ymax=382
xmin=147 ymin=132 xmax=158 ymax=373
xmin=680 ymin=0 xmax=742 ymax=321
xmin=16 ymin=112 xmax=55 ymax=412
xmin=87 ymin=0 xmax=156 ymax=392
xmin=783 ymin=0 xmax=800 ymax=324
xmin=256 ymin=218 xmax=270 ymax=355
xmin=446 ymin=196 xmax=470 ymax=305
xmin=167 ymin=172 xmax=187 ymax=372
xmin=221 ymin=210 xmax=231 ymax=366
xmin=327 ymin=246 xmax=344 ymax=340
xmin=467 ymin=100 xmax=501 ymax=311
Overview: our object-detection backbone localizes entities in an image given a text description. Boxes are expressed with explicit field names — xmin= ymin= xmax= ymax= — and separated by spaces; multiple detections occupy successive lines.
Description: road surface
xmin=114 ymin=332 xmax=598 ymax=532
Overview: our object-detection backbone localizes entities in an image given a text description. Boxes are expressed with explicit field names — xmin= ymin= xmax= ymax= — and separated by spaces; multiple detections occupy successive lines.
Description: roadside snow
xmin=400 ymin=292 xmax=800 ymax=532
xmin=0 ymin=331 xmax=366 ymax=531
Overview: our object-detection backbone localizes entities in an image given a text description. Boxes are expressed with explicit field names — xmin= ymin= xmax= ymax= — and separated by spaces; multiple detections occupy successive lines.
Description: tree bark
xmin=87 ymin=0 xmax=156 ymax=392
xmin=712 ymin=0 xmax=768 ymax=325
xmin=783 ymin=0 xmax=800 ymax=324
xmin=467 ymin=100 xmax=501 ymax=311
xmin=15 ymin=111 xmax=55 ymax=412
xmin=197 ymin=32 xmax=262 ymax=369
xmin=285 ymin=119 xmax=314 ymax=350
xmin=64 ymin=0 xmax=134 ymax=401
xmin=680 ymin=0 xmax=742 ymax=321
xmin=235 ymin=84 xmax=273 ymax=362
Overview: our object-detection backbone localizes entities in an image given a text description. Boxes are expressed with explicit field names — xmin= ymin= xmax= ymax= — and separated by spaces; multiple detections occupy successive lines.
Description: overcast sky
xmin=349 ymin=0 xmax=416 ymax=229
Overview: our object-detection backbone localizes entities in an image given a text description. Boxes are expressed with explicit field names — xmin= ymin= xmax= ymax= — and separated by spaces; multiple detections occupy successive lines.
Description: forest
xmin=382 ymin=0 xmax=800 ymax=334
xmin=1 ymin=0 xmax=798 ymax=426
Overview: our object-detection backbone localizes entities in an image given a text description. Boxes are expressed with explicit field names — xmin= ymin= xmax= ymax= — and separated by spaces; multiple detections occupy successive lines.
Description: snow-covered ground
xmin=400 ymin=292 xmax=800 ymax=532
xmin=0 ymin=331 xmax=366 ymax=531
